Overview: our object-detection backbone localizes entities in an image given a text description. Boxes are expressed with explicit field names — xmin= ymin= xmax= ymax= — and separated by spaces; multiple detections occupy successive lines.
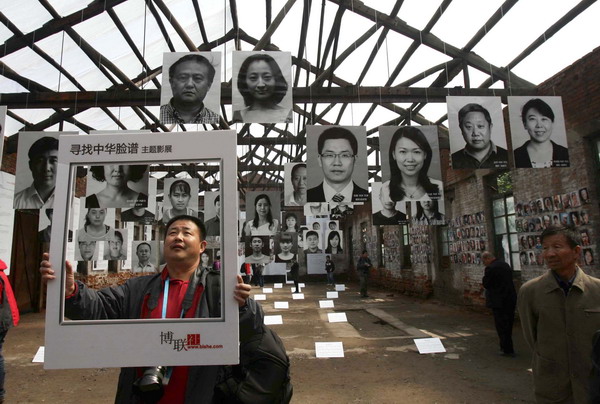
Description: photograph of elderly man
xmin=160 ymin=52 xmax=221 ymax=125
xmin=447 ymin=97 xmax=508 ymax=169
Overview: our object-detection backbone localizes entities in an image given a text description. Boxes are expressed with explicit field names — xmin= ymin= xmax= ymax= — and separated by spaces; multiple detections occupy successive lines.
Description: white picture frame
xmin=45 ymin=131 xmax=238 ymax=369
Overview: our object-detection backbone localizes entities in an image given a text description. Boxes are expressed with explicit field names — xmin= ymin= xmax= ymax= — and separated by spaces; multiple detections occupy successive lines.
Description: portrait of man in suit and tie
xmin=306 ymin=126 xmax=368 ymax=204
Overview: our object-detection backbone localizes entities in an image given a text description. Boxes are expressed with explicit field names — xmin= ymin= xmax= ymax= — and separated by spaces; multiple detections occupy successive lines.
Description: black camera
xmin=132 ymin=366 xmax=168 ymax=403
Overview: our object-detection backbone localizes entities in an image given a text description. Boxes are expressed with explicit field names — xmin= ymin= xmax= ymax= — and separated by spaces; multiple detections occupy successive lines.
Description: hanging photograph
xmin=77 ymin=206 xmax=116 ymax=242
xmin=447 ymin=96 xmax=508 ymax=169
xmin=281 ymin=210 xmax=301 ymax=233
xmin=74 ymin=232 xmax=100 ymax=262
xmin=306 ymin=125 xmax=369 ymax=204
xmin=13 ymin=132 xmax=67 ymax=210
xmin=274 ymin=232 xmax=298 ymax=263
xmin=103 ymin=229 xmax=128 ymax=261
xmin=324 ymin=230 xmax=344 ymax=255
xmin=411 ymin=200 xmax=446 ymax=225
xmin=131 ymin=241 xmax=159 ymax=273
xmin=303 ymin=229 xmax=323 ymax=254
xmin=304 ymin=202 xmax=329 ymax=217
xmin=160 ymin=52 xmax=221 ymax=125
xmin=379 ymin=125 xmax=443 ymax=202
xmin=508 ymin=96 xmax=569 ymax=168
xmin=119 ymin=177 xmax=157 ymax=225
xmin=242 ymin=191 xmax=281 ymax=236
xmin=244 ymin=235 xmax=272 ymax=264
xmin=204 ymin=191 xmax=221 ymax=238
xmin=232 ymin=51 xmax=293 ymax=124
xmin=371 ymin=182 xmax=407 ymax=225
xmin=85 ymin=164 xmax=149 ymax=209
xmin=284 ymin=162 xmax=307 ymax=206
xmin=159 ymin=177 xmax=200 ymax=224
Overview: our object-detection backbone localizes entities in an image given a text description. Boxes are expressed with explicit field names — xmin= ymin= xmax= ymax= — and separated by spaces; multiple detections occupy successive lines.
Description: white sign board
xmin=274 ymin=301 xmax=289 ymax=309
xmin=45 ymin=131 xmax=239 ymax=369
xmin=292 ymin=293 xmax=305 ymax=300
xmin=327 ymin=312 xmax=347 ymax=323
xmin=254 ymin=294 xmax=267 ymax=301
xmin=315 ymin=342 xmax=344 ymax=358
xmin=335 ymin=284 xmax=345 ymax=291
xmin=326 ymin=291 xmax=339 ymax=299
xmin=414 ymin=338 xmax=446 ymax=354
xmin=319 ymin=300 xmax=334 ymax=308
xmin=264 ymin=315 xmax=283 ymax=325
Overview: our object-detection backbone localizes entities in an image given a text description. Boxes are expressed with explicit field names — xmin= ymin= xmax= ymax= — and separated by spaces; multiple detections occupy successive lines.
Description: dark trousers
xmin=293 ymin=279 xmax=299 ymax=292
xmin=492 ymin=305 xmax=515 ymax=354
xmin=359 ymin=272 xmax=368 ymax=297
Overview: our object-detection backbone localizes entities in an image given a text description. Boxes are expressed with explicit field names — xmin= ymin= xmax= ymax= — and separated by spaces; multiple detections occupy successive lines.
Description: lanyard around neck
xmin=161 ymin=277 xmax=187 ymax=319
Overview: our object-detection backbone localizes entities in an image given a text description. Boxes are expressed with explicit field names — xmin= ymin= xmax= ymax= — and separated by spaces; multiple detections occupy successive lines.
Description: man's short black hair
xmin=213 ymin=194 xmax=220 ymax=204
xmin=164 ymin=214 xmax=206 ymax=241
xmin=306 ymin=230 xmax=319 ymax=239
xmin=169 ymin=53 xmax=216 ymax=84
xmin=458 ymin=103 xmax=492 ymax=128
xmin=28 ymin=136 xmax=59 ymax=160
xmin=136 ymin=242 xmax=151 ymax=252
xmin=169 ymin=179 xmax=192 ymax=195
xmin=541 ymin=224 xmax=581 ymax=248
xmin=291 ymin=162 xmax=306 ymax=178
xmin=317 ymin=127 xmax=358 ymax=155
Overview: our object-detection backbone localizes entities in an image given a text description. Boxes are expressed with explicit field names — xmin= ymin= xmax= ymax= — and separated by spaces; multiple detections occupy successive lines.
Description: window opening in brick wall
xmin=491 ymin=173 xmax=520 ymax=271
xmin=402 ymin=224 xmax=411 ymax=268
xmin=441 ymin=225 xmax=449 ymax=256
xmin=379 ymin=227 xmax=385 ymax=267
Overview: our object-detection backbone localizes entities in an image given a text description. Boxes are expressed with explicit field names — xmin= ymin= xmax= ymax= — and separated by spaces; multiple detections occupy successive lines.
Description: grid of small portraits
xmin=409 ymin=225 xmax=432 ymax=264
xmin=516 ymin=188 xmax=593 ymax=267
xmin=447 ymin=211 xmax=487 ymax=265
xmin=68 ymin=162 xmax=220 ymax=275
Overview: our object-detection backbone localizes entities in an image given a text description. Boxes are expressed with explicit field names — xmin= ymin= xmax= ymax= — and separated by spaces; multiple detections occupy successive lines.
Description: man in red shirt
xmin=41 ymin=215 xmax=259 ymax=403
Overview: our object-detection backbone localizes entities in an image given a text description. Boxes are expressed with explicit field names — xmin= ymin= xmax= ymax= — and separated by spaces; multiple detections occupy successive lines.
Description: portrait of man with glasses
xmin=306 ymin=126 xmax=368 ymax=204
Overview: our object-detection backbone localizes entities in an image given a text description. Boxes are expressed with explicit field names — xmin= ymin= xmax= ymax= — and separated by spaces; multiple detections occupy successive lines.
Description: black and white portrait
xmin=324 ymin=230 xmax=344 ymax=255
xmin=75 ymin=231 xmax=100 ymax=262
xmin=232 ymin=51 xmax=293 ymax=124
xmin=508 ymin=96 xmax=569 ymax=168
xmin=274 ymin=232 xmax=298 ymax=263
xmin=244 ymin=235 xmax=271 ymax=264
xmin=242 ymin=191 xmax=281 ymax=237
xmin=447 ymin=97 xmax=508 ymax=169
xmin=281 ymin=210 xmax=301 ymax=233
xmin=411 ymin=200 xmax=446 ymax=225
xmin=371 ymin=182 xmax=407 ymax=225
xmin=303 ymin=229 xmax=323 ymax=254
xmin=103 ymin=229 xmax=128 ymax=261
xmin=379 ymin=125 xmax=443 ymax=203
xmin=284 ymin=162 xmax=307 ymax=206
xmin=160 ymin=52 xmax=221 ymax=125
xmin=304 ymin=202 xmax=329 ymax=217
xmin=85 ymin=164 xmax=149 ymax=209
xmin=131 ymin=241 xmax=158 ymax=273
xmin=204 ymin=191 xmax=221 ymax=238
xmin=120 ymin=177 xmax=157 ymax=224
xmin=160 ymin=178 xmax=200 ymax=224
xmin=77 ymin=206 xmax=115 ymax=242
xmin=14 ymin=132 xmax=60 ymax=209
xmin=306 ymin=125 xmax=368 ymax=204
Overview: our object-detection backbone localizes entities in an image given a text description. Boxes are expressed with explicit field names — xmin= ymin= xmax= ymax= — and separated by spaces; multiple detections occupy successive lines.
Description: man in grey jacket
xmin=518 ymin=225 xmax=600 ymax=403
xmin=41 ymin=215 xmax=260 ymax=403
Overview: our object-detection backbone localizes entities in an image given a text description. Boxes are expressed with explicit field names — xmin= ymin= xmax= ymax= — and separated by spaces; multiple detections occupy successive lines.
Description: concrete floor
xmin=5 ymin=281 xmax=536 ymax=403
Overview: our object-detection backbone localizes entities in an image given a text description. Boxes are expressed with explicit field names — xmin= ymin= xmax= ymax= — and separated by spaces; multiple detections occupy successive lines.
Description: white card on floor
xmin=274 ymin=301 xmax=289 ymax=309
xmin=254 ymin=294 xmax=267 ymax=301
xmin=32 ymin=346 xmax=45 ymax=363
xmin=290 ymin=287 xmax=301 ymax=293
xmin=263 ymin=287 xmax=273 ymax=294
xmin=264 ymin=315 xmax=283 ymax=325
xmin=335 ymin=284 xmax=345 ymax=291
xmin=328 ymin=312 xmax=347 ymax=323
xmin=414 ymin=338 xmax=446 ymax=354
xmin=315 ymin=342 xmax=344 ymax=358
xmin=286 ymin=280 xmax=294 ymax=284
xmin=326 ymin=291 xmax=338 ymax=298
xmin=319 ymin=300 xmax=334 ymax=308
xmin=274 ymin=283 xmax=283 ymax=288
xmin=292 ymin=293 xmax=305 ymax=300
xmin=299 ymin=283 xmax=306 ymax=287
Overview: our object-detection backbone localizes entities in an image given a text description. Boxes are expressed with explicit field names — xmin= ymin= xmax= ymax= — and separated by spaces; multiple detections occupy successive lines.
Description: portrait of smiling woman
xmin=380 ymin=126 xmax=443 ymax=203
xmin=85 ymin=164 xmax=148 ymax=209
xmin=509 ymin=96 xmax=570 ymax=168
xmin=233 ymin=52 xmax=293 ymax=124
